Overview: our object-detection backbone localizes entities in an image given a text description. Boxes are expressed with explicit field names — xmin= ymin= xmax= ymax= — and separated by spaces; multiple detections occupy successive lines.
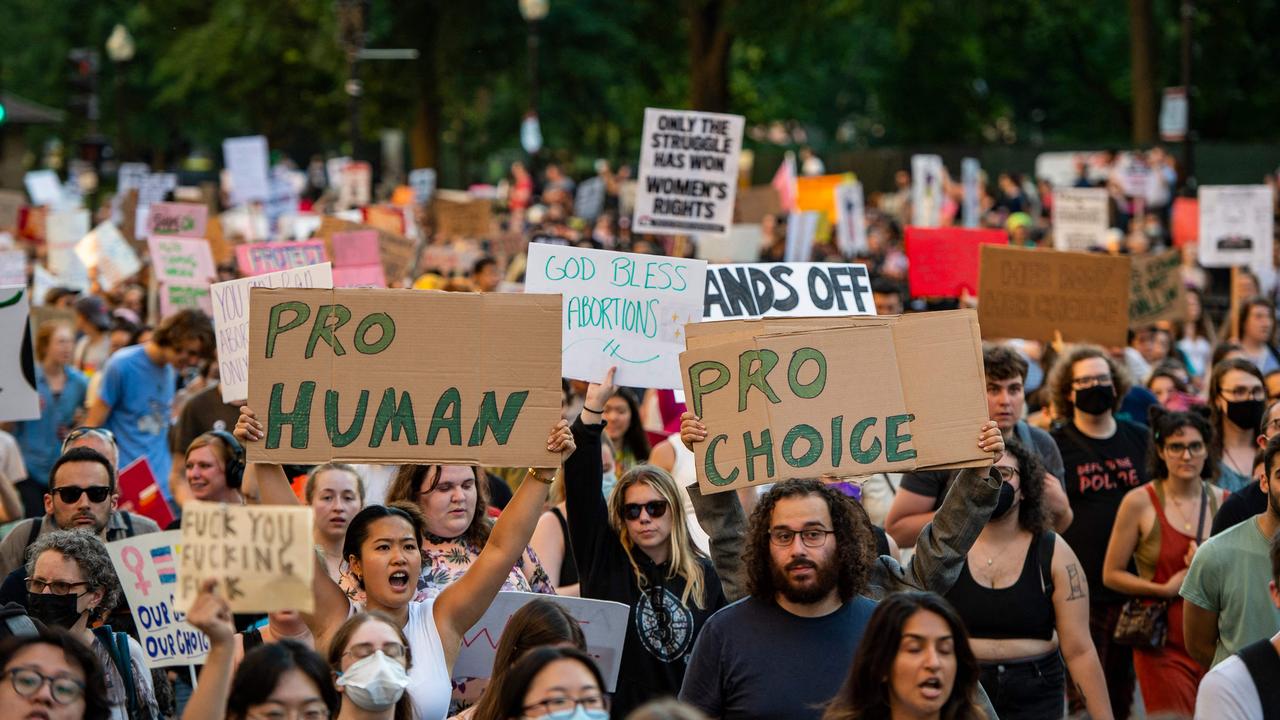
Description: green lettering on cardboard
xmin=355 ymin=312 xmax=396 ymax=355
xmin=368 ymin=389 xmax=418 ymax=448
xmin=427 ymin=387 xmax=463 ymax=445
xmin=782 ymin=424 xmax=822 ymax=468
xmin=324 ymin=389 xmax=368 ymax=447
xmin=743 ymin=429 xmax=775 ymax=483
xmin=305 ymin=304 xmax=352 ymax=359
xmin=830 ymin=415 xmax=844 ymax=468
xmin=468 ymin=391 xmax=529 ymax=446
xmin=850 ymin=417 xmax=882 ymax=464
xmin=704 ymin=434 xmax=738 ymax=486
xmin=687 ymin=361 xmax=729 ymax=418
xmin=738 ymin=350 xmax=780 ymax=412
xmin=886 ymin=413 xmax=917 ymax=461
xmin=267 ymin=381 xmax=315 ymax=449
xmin=265 ymin=302 xmax=311 ymax=359
xmin=786 ymin=347 xmax=827 ymax=399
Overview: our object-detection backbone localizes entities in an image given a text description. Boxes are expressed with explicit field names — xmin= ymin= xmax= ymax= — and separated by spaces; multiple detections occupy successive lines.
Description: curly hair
xmin=1048 ymin=344 xmax=1130 ymax=418
xmin=385 ymin=465 xmax=491 ymax=547
xmin=1148 ymin=405 xmax=1216 ymax=481
xmin=745 ymin=480 xmax=874 ymax=604
xmin=26 ymin=530 xmax=121 ymax=621
xmin=983 ymin=343 xmax=1029 ymax=383
xmin=1001 ymin=439 xmax=1047 ymax=535
xmin=151 ymin=308 xmax=214 ymax=356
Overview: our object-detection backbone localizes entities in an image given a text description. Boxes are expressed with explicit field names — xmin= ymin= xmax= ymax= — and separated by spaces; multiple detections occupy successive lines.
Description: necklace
xmin=1163 ymin=480 xmax=1201 ymax=533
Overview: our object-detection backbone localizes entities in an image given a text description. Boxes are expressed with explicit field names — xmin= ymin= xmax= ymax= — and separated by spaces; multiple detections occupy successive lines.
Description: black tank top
xmin=945 ymin=531 xmax=1056 ymax=641
xmin=550 ymin=506 xmax=579 ymax=587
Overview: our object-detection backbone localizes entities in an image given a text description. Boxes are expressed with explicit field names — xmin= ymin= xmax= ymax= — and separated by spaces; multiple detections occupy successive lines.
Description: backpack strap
xmin=93 ymin=625 xmax=140 ymax=718
xmin=1237 ymin=638 xmax=1280 ymax=719
xmin=23 ymin=517 xmax=42 ymax=555
xmin=121 ymin=511 xmax=134 ymax=536
xmin=1037 ymin=530 xmax=1056 ymax=597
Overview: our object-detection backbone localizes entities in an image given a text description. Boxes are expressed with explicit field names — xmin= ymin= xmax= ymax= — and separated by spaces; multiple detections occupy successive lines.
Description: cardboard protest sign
xmin=454 ymin=592 xmax=630 ymax=691
xmin=1198 ymin=185 xmax=1274 ymax=271
xmin=433 ymin=196 xmax=493 ymax=239
xmin=905 ymin=227 xmax=1008 ymax=298
xmin=316 ymin=216 xmax=418 ymax=285
xmin=575 ymin=177 xmax=607 ymax=221
xmin=336 ymin=161 xmax=372 ymax=210
xmin=696 ymin=225 xmax=764 ymax=263
xmin=632 ymin=108 xmax=745 ymax=237
xmin=0 ymin=251 xmax=26 ymax=287
xmin=1171 ymin=198 xmax=1198 ymax=248
xmin=409 ymin=168 xmax=437 ymax=205
xmin=911 ymin=155 xmax=944 ymax=227
xmin=176 ymin=502 xmax=314 ymax=613
xmin=1052 ymin=188 xmax=1110 ymax=251
xmin=149 ymin=236 xmax=216 ymax=287
xmin=146 ymin=202 xmax=208 ymax=240
xmin=222 ymin=135 xmax=271 ymax=205
xmin=420 ymin=241 xmax=484 ymax=277
xmin=246 ymin=288 xmax=562 ymax=466
xmin=160 ymin=285 xmax=213 ymax=317
xmin=365 ymin=205 xmax=406 ymax=236
xmin=834 ymin=181 xmax=867 ymax=256
xmin=117 ymin=458 xmax=175 ymax=528
xmin=46 ymin=209 xmax=91 ymax=280
xmin=107 ymin=531 xmax=209 ymax=668
xmin=331 ymin=231 xmax=386 ymax=288
xmin=704 ymin=263 xmax=874 ymax=321
xmin=212 ymin=263 xmax=334 ymax=403
xmin=525 ymin=244 xmax=705 ymax=389
xmin=795 ymin=174 xmax=846 ymax=224
xmin=679 ymin=310 xmax=990 ymax=494
xmin=1129 ymin=249 xmax=1187 ymax=327
xmin=977 ymin=245 xmax=1131 ymax=346
xmin=0 ymin=287 xmax=39 ymax=422
xmin=0 ymin=190 xmax=24 ymax=231
xmin=235 ymin=241 xmax=329 ymax=276
xmin=733 ymin=185 xmax=782 ymax=224
xmin=75 ymin=222 xmax=142 ymax=291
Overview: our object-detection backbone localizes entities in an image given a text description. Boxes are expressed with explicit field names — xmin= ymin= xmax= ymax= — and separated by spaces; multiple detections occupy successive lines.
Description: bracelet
xmin=527 ymin=467 xmax=556 ymax=485
xmin=583 ymin=405 xmax=604 ymax=414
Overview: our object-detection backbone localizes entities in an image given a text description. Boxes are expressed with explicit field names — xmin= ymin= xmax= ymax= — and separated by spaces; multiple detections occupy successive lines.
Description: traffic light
xmin=66 ymin=48 xmax=99 ymax=121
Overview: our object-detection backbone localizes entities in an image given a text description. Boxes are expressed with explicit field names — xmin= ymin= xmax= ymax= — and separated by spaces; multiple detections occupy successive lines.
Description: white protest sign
xmin=1052 ymin=187 xmax=1110 ymax=251
xmin=176 ymin=502 xmax=314 ymax=614
xmin=45 ymin=209 xmax=91 ymax=286
xmin=961 ymin=158 xmax=981 ymax=228
xmin=0 ymin=286 xmax=39 ymax=421
xmin=696 ymin=224 xmax=764 ymax=263
xmin=834 ymin=181 xmax=867 ymax=256
xmin=76 ymin=222 xmax=141 ymax=291
xmin=575 ymin=176 xmax=606 ymax=221
xmin=24 ymin=170 xmax=64 ymax=207
xmin=409 ymin=168 xmax=437 ymax=205
xmin=1198 ymin=185 xmax=1275 ymax=272
xmin=222 ymin=135 xmax=271 ymax=205
xmin=212 ymin=263 xmax=333 ymax=402
xmin=107 ymin=531 xmax=209 ymax=669
xmin=784 ymin=211 xmax=821 ymax=263
xmin=525 ymin=245 xmax=705 ymax=389
xmin=911 ymin=154 xmax=944 ymax=227
xmin=453 ymin=592 xmax=630 ymax=692
xmin=633 ymin=107 xmax=745 ymax=238
xmin=0 ymin=250 xmax=25 ymax=287
xmin=704 ymin=263 xmax=876 ymax=321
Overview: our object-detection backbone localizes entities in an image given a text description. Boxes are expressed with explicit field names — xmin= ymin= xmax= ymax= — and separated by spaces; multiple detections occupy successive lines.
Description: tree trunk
xmin=409 ymin=1 xmax=442 ymax=170
xmin=1129 ymin=0 xmax=1157 ymax=144
xmin=687 ymin=0 xmax=734 ymax=112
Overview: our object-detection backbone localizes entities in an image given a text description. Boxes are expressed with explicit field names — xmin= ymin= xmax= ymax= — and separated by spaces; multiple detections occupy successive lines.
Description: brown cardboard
xmin=679 ymin=309 xmax=990 ymax=494
xmin=733 ymin=185 xmax=783 ymax=223
xmin=247 ymin=287 xmax=563 ymax=466
xmin=205 ymin=214 xmax=234 ymax=265
xmin=1129 ymin=249 xmax=1187 ymax=327
xmin=977 ymin=244 xmax=1131 ymax=347
xmin=317 ymin=216 xmax=419 ymax=285
xmin=432 ymin=197 xmax=494 ymax=239
xmin=120 ymin=190 xmax=140 ymax=249
xmin=0 ymin=190 xmax=24 ymax=231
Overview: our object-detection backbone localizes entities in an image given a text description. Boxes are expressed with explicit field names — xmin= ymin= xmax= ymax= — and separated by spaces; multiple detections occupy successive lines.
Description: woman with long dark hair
xmin=602 ymin=387 xmax=650 ymax=474
xmin=1208 ymin=358 xmax=1266 ymax=492
xmin=464 ymin=599 xmax=586 ymax=720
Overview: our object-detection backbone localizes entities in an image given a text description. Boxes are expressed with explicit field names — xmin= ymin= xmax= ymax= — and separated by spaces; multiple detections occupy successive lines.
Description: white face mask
xmin=601 ymin=471 xmax=618 ymax=500
xmin=336 ymin=650 xmax=410 ymax=711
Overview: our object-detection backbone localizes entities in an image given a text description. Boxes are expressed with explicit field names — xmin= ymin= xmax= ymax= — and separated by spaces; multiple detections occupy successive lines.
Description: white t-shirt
xmin=406 ymin=600 xmax=452 ymax=720
xmin=1195 ymin=655 xmax=1263 ymax=719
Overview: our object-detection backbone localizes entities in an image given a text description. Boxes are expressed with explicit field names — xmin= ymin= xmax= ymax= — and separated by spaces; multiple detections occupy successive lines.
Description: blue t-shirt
xmin=98 ymin=345 xmax=175 ymax=498
xmin=13 ymin=365 xmax=88 ymax=486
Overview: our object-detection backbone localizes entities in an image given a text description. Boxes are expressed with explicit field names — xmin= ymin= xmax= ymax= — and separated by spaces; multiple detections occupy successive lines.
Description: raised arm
xmin=562 ymin=368 xmax=622 ymax=580
xmin=181 ymin=579 xmax=237 ymax=720
xmin=680 ymin=411 xmax=749 ymax=602
xmin=234 ymin=407 xmax=301 ymax=507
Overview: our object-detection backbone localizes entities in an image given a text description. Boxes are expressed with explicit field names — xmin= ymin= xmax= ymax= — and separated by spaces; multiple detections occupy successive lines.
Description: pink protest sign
xmin=332 ymin=230 xmax=381 ymax=267
xmin=148 ymin=236 xmax=217 ymax=287
xmin=146 ymin=202 xmax=209 ymax=239
xmin=235 ymin=240 xmax=329 ymax=276
xmin=333 ymin=264 xmax=388 ymax=288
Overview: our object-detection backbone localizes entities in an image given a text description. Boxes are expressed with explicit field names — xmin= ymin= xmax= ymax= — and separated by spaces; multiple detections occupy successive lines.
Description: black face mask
xmin=26 ymin=592 xmax=84 ymax=630
xmin=990 ymin=482 xmax=1017 ymax=521
xmin=1225 ymin=399 xmax=1266 ymax=431
xmin=1074 ymin=385 xmax=1116 ymax=415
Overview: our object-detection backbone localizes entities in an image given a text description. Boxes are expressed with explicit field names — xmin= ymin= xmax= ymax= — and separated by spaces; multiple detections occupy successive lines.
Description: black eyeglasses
xmin=49 ymin=486 xmax=112 ymax=504
xmin=26 ymin=578 xmax=91 ymax=596
xmin=995 ymin=466 xmax=1021 ymax=483
xmin=769 ymin=528 xmax=835 ymax=547
xmin=623 ymin=500 xmax=669 ymax=520
xmin=4 ymin=667 xmax=85 ymax=705
xmin=61 ymin=427 xmax=116 ymax=453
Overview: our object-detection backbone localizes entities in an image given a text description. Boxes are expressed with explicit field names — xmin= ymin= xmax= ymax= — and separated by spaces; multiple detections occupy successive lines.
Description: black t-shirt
xmin=1053 ymin=420 xmax=1151 ymax=605
xmin=1211 ymin=480 xmax=1268 ymax=536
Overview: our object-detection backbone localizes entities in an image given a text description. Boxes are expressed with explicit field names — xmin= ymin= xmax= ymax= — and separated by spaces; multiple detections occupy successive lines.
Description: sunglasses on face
xmin=623 ymin=500 xmax=669 ymax=520
xmin=49 ymin=486 xmax=112 ymax=504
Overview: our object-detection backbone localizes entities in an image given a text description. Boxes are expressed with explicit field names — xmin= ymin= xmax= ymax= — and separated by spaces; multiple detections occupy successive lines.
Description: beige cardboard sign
xmin=680 ymin=310 xmax=990 ymax=494
xmin=1129 ymin=249 xmax=1187 ymax=327
xmin=733 ymin=185 xmax=783 ymax=224
xmin=247 ymin=288 xmax=562 ymax=466
xmin=317 ymin=216 xmax=419 ymax=284
xmin=176 ymin=502 xmax=314 ymax=614
xmin=0 ymin=190 xmax=24 ymax=231
xmin=978 ymin=245 xmax=1131 ymax=347
xmin=433 ymin=197 xmax=494 ymax=239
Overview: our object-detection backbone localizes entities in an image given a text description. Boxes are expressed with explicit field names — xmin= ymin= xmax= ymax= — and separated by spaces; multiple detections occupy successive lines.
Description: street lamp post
xmin=518 ymin=0 xmax=548 ymax=157
xmin=105 ymin=24 xmax=135 ymax=160
xmin=1179 ymin=0 xmax=1195 ymax=193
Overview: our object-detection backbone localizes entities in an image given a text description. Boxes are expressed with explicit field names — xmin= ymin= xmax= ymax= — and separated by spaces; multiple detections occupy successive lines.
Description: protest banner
xmin=24 ymin=170 xmax=63 ymax=207
xmin=146 ymin=202 xmax=209 ymax=240
xmin=149 ymin=236 xmax=217 ymax=287
xmin=904 ymin=227 xmax=1008 ymax=298
xmin=733 ymin=185 xmax=782 ymax=224
xmin=45 ymin=209 xmax=91 ymax=286
xmin=704 ymin=263 xmax=874 ymax=321
xmin=784 ymin=211 xmax=821 ymax=263
xmin=679 ymin=310 xmax=990 ymax=494
xmin=117 ymin=458 xmax=176 ymax=528
xmin=834 ymin=180 xmax=867 ymax=257
xmin=75 ymin=222 xmax=142 ymax=291
xmin=1052 ymin=188 xmax=1110 ymax=251
xmin=978 ymin=245 xmax=1131 ymax=346
xmin=433 ymin=196 xmax=493 ymax=239
xmin=1198 ymin=185 xmax=1274 ymax=272
xmin=235 ymin=240 xmax=329 ymax=276
xmin=795 ymin=174 xmax=847 ymax=224
xmin=212 ymin=263 xmax=334 ymax=403
xmin=222 ymin=135 xmax=271 ymax=205
xmin=176 ymin=502 xmax=314 ymax=613
xmin=0 ymin=190 xmax=23 ymax=230
xmin=632 ymin=107 xmax=745 ymax=238
xmin=246 ymin=288 xmax=561 ymax=466
xmin=0 ymin=250 xmax=26 ymax=287
xmin=1129 ymin=249 xmax=1187 ymax=327
xmin=331 ymin=230 xmax=387 ymax=288
xmin=409 ymin=168 xmax=437 ymax=205
xmin=0 ymin=287 xmax=39 ymax=422
xmin=911 ymin=155 xmax=945 ymax=227
xmin=454 ymin=592 xmax=630 ymax=691
xmin=316 ymin=216 xmax=418 ymax=285
xmin=107 ymin=531 xmax=209 ymax=669
xmin=961 ymin=158 xmax=981 ymax=228
xmin=696 ymin=225 xmax=764 ymax=263
xmin=1171 ymin=197 xmax=1198 ymax=248
xmin=525 ymin=244 xmax=704 ymax=389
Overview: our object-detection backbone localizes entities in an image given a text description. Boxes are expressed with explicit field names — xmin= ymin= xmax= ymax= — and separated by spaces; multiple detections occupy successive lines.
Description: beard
xmin=771 ymin=555 xmax=840 ymax=605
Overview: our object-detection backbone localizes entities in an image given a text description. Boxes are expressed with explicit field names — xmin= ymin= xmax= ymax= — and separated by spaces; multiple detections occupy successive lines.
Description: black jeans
xmin=979 ymin=650 xmax=1066 ymax=720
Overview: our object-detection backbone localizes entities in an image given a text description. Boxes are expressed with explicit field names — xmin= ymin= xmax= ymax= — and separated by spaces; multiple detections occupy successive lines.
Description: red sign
xmin=905 ymin=227 xmax=1008 ymax=298
xmin=117 ymin=458 xmax=175 ymax=528
xmin=1172 ymin=197 xmax=1199 ymax=248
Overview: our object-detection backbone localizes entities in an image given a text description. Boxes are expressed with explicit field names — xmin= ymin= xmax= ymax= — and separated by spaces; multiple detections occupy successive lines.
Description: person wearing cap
xmin=71 ymin=295 xmax=112 ymax=376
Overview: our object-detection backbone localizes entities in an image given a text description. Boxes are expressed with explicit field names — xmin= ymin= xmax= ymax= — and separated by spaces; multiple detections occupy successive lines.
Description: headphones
xmin=208 ymin=430 xmax=247 ymax=490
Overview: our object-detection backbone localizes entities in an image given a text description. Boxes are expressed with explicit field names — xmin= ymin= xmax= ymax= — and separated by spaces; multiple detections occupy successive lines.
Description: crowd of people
xmin=0 ymin=146 xmax=1279 ymax=720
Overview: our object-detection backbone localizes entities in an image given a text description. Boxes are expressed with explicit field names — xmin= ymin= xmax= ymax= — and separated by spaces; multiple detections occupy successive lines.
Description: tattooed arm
xmin=1052 ymin=535 xmax=1113 ymax=720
